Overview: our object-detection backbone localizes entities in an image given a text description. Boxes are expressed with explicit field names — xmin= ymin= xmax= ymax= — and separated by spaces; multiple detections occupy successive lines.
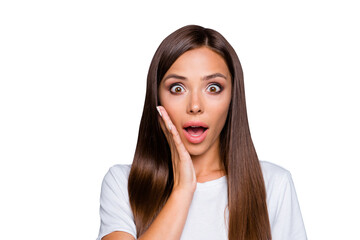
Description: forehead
xmin=165 ymin=47 xmax=230 ymax=75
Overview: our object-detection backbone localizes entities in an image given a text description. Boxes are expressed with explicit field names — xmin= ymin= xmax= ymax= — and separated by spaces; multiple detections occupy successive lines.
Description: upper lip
xmin=183 ymin=121 xmax=209 ymax=129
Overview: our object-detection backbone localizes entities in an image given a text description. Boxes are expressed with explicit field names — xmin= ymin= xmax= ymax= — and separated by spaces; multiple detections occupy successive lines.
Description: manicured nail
xmin=168 ymin=123 xmax=172 ymax=131
xmin=156 ymin=106 xmax=162 ymax=117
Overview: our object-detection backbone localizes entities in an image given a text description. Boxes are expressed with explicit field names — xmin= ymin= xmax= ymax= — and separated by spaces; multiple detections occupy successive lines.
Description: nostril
xmin=190 ymin=108 xmax=202 ymax=113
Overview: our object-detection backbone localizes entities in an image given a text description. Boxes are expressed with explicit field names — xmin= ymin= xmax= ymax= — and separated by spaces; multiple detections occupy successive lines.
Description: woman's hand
xmin=157 ymin=106 xmax=197 ymax=194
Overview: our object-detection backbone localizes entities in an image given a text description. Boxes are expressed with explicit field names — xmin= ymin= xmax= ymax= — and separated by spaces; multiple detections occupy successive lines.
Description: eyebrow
xmin=163 ymin=73 xmax=227 ymax=82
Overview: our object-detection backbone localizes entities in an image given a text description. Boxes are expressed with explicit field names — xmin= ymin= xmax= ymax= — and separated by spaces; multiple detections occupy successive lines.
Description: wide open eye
xmin=206 ymin=84 xmax=222 ymax=93
xmin=170 ymin=84 xmax=185 ymax=94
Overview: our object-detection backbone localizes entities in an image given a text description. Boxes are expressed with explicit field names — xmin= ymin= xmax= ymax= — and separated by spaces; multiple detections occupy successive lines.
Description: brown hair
xmin=128 ymin=25 xmax=271 ymax=240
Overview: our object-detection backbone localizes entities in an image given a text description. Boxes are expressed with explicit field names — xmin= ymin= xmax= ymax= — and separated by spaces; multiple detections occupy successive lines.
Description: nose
xmin=187 ymin=90 xmax=203 ymax=114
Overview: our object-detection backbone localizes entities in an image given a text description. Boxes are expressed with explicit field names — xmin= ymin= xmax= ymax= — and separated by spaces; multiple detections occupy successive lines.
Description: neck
xmin=191 ymin=138 xmax=225 ymax=180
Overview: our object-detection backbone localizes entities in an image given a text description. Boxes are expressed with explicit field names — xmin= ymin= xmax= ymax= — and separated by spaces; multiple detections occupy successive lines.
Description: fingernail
xmin=168 ymin=123 xmax=172 ymax=131
xmin=156 ymin=106 xmax=162 ymax=117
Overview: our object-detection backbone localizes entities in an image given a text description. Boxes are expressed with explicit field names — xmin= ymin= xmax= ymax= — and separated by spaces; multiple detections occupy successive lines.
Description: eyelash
xmin=169 ymin=83 xmax=223 ymax=94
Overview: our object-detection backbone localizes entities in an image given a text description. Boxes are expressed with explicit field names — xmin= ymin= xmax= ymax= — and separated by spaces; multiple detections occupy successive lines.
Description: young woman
xmin=96 ymin=25 xmax=307 ymax=240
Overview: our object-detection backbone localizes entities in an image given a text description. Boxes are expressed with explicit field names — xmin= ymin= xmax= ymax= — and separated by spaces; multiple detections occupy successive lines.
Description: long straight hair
xmin=128 ymin=25 xmax=271 ymax=240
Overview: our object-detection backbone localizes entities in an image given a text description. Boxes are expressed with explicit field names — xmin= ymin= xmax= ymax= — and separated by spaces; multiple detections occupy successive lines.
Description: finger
xmin=157 ymin=107 xmax=177 ymax=150
xmin=157 ymin=106 xmax=175 ymax=133
xmin=157 ymin=106 xmax=185 ymax=174
xmin=156 ymin=106 xmax=190 ymax=160
xmin=157 ymin=110 xmax=178 ymax=161
xmin=157 ymin=112 xmax=173 ymax=147
xmin=158 ymin=114 xmax=166 ymax=134
xmin=157 ymin=111 xmax=179 ymax=171
xmin=157 ymin=106 xmax=173 ymax=132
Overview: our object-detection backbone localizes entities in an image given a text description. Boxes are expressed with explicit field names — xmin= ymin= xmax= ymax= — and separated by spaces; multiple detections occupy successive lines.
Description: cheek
xmin=161 ymin=98 xmax=185 ymax=127
xmin=210 ymin=98 xmax=231 ymax=132
xmin=217 ymin=105 xmax=230 ymax=128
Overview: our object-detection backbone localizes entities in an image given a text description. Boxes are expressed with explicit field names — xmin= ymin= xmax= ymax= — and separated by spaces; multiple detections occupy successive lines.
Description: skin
xmin=103 ymin=46 xmax=233 ymax=240
xmin=158 ymin=46 xmax=232 ymax=182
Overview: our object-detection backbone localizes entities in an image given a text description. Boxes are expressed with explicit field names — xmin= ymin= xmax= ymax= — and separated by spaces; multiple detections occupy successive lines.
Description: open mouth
xmin=184 ymin=126 xmax=208 ymax=137
xmin=183 ymin=126 xmax=209 ymax=144
xmin=182 ymin=121 xmax=209 ymax=144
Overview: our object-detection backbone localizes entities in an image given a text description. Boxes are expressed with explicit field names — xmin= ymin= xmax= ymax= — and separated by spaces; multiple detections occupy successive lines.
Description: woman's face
xmin=158 ymin=46 xmax=232 ymax=156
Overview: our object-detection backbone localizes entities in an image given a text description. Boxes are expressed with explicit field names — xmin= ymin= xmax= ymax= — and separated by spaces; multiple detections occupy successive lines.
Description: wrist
xmin=172 ymin=185 xmax=196 ymax=197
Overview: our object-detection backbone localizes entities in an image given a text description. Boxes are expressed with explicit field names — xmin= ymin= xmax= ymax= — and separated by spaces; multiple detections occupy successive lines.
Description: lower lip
xmin=183 ymin=128 xmax=208 ymax=144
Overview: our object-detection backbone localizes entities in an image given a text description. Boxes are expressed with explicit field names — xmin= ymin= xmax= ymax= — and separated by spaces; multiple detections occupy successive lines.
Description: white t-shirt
xmin=96 ymin=161 xmax=307 ymax=240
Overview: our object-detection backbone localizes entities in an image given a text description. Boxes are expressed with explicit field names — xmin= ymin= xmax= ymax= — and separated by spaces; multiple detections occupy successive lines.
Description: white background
xmin=0 ymin=0 xmax=359 ymax=239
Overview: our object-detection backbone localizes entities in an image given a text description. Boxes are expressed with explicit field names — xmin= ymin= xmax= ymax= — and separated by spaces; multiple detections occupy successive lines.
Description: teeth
xmin=184 ymin=126 xmax=207 ymax=129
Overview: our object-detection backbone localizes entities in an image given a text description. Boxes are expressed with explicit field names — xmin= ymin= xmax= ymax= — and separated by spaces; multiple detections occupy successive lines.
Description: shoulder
xmin=101 ymin=164 xmax=132 ymax=195
xmin=259 ymin=160 xmax=301 ymax=214
xmin=259 ymin=161 xmax=307 ymax=238
xmin=105 ymin=164 xmax=132 ymax=180
xmin=259 ymin=160 xmax=293 ymax=196
xmin=259 ymin=160 xmax=291 ymax=181
xmin=98 ymin=164 xmax=137 ymax=240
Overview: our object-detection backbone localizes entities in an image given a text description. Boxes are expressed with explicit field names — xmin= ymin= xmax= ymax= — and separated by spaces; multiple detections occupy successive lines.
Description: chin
xmin=185 ymin=144 xmax=207 ymax=157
